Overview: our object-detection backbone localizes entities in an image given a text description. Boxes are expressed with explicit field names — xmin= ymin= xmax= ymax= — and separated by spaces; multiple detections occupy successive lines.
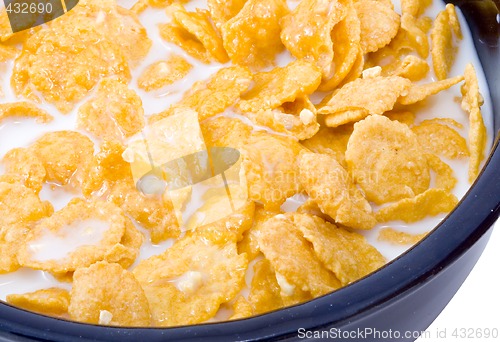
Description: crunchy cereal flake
xmin=425 ymin=153 xmax=457 ymax=192
xmin=138 ymin=55 xmax=192 ymax=91
xmin=7 ymin=288 xmax=70 ymax=316
xmin=378 ymin=228 xmax=428 ymax=245
xmin=398 ymin=75 xmax=464 ymax=105
xmin=0 ymin=102 xmax=53 ymax=123
xmin=412 ymin=120 xmax=469 ymax=159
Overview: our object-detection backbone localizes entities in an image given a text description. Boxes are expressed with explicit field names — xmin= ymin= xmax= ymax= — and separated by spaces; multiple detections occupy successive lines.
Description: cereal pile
xmin=0 ymin=0 xmax=488 ymax=327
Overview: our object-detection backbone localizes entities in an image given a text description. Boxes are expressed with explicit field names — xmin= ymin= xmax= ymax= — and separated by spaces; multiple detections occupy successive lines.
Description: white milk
xmin=0 ymin=0 xmax=494 ymax=311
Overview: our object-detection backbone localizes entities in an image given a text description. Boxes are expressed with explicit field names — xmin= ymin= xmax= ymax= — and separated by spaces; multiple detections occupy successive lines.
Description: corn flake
xmin=137 ymin=55 xmax=192 ymax=91
xmin=230 ymin=296 xmax=253 ymax=320
xmin=78 ymin=78 xmax=144 ymax=142
xmin=376 ymin=188 xmax=458 ymax=223
xmin=378 ymin=228 xmax=428 ymax=245
xmin=69 ymin=261 xmax=151 ymax=326
xmin=257 ymin=214 xmax=340 ymax=297
xmin=431 ymin=5 xmax=462 ymax=80
xmin=6 ymin=288 xmax=70 ymax=316
xmin=133 ymin=235 xmax=247 ymax=326
xmin=237 ymin=207 xmax=277 ymax=260
xmin=401 ymin=13 xmax=429 ymax=58
xmin=301 ymin=125 xmax=353 ymax=167
xmin=318 ymin=76 xmax=411 ymax=118
xmin=345 ymin=115 xmax=430 ymax=204
xmin=299 ymin=152 xmax=376 ymax=229
xmin=17 ymin=199 xmax=128 ymax=273
xmin=290 ymin=213 xmax=385 ymax=285
xmin=425 ymin=153 xmax=457 ymax=192
xmin=383 ymin=55 xmax=430 ymax=81
xmin=461 ymin=64 xmax=487 ymax=183
xmin=355 ymin=0 xmax=400 ymax=54
xmin=221 ymin=0 xmax=289 ymax=68
xmin=238 ymin=60 xmax=322 ymax=113
xmin=207 ymin=0 xmax=247 ymax=29
xmin=280 ymin=0 xmax=346 ymax=77
xmin=412 ymin=120 xmax=469 ymax=159
xmin=398 ymin=75 xmax=464 ymax=105
xmin=384 ymin=111 xmax=416 ymax=126
xmin=160 ymin=5 xmax=228 ymax=63
xmin=0 ymin=102 xmax=53 ymax=124
xmin=247 ymin=259 xmax=284 ymax=314
xmin=201 ymin=116 xmax=253 ymax=148
xmin=2 ymin=148 xmax=46 ymax=193
xmin=401 ymin=0 xmax=432 ymax=17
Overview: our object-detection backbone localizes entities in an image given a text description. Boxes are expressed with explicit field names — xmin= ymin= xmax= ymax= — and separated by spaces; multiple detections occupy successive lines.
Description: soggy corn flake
xmin=230 ymin=296 xmax=253 ymax=320
xmin=0 ymin=102 xmax=53 ymax=124
xmin=280 ymin=0 xmax=346 ymax=77
xmin=237 ymin=207 xmax=277 ymax=260
xmin=160 ymin=5 xmax=228 ymax=63
xmin=412 ymin=120 xmax=469 ymax=159
xmin=345 ymin=115 xmax=430 ymax=204
xmin=104 ymin=219 xmax=144 ymax=269
xmin=431 ymin=5 xmax=461 ymax=80
xmin=425 ymin=153 xmax=457 ymax=192
xmin=207 ymin=0 xmax=247 ymax=29
xmin=290 ymin=213 xmax=385 ymax=285
xmin=398 ymin=75 xmax=464 ymax=105
xmin=137 ymin=55 xmax=192 ymax=91
xmin=201 ymin=116 xmax=253 ymax=148
xmin=257 ymin=214 xmax=341 ymax=296
xmin=299 ymin=152 xmax=376 ymax=229
xmin=69 ymin=261 xmax=151 ymax=326
xmin=78 ymin=78 xmax=145 ymax=142
xmin=221 ymin=0 xmax=289 ymax=68
xmin=17 ymin=199 xmax=128 ymax=273
xmin=2 ymin=148 xmax=46 ymax=193
xmin=355 ymin=0 xmax=400 ymax=54
xmin=318 ymin=76 xmax=411 ymax=118
xmin=301 ymin=125 xmax=353 ymax=168
xmin=151 ymin=66 xmax=252 ymax=123
xmin=247 ymin=259 xmax=284 ymax=314
xmin=461 ymin=63 xmax=487 ymax=183
xmin=241 ymin=132 xmax=304 ymax=210
xmin=238 ymin=60 xmax=322 ymax=113
xmin=378 ymin=228 xmax=428 ymax=245
xmin=133 ymin=235 xmax=247 ymax=326
xmin=30 ymin=131 xmax=95 ymax=187
xmin=6 ymin=288 xmax=70 ymax=316
xmin=0 ymin=224 xmax=30 ymax=274
xmin=376 ymin=188 xmax=458 ymax=223
xmin=319 ymin=5 xmax=361 ymax=91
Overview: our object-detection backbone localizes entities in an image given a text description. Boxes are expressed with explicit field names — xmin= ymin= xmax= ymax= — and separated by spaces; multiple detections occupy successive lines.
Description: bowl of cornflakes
xmin=0 ymin=0 xmax=499 ymax=340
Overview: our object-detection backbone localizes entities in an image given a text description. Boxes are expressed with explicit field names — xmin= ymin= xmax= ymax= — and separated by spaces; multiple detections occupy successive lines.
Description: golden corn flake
xmin=445 ymin=3 xmax=463 ymax=39
xmin=0 ymin=102 xmax=53 ymax=124
xmin=137 ymin=55 xmax=192 ymax=91
xmin=319 ymin=5 xmax=361 ymax=91
xmin=78 ymin=78 xmax=145 ymax=142
xmin=2 ymin=148 xmax=46 ymax=193
xmin=400 ymin=13 xmax=429 ymax=58
xmin=318 ymin=76 xmax=411 ymax=119
xmin=383 ymin=55 xmax=430 ymax=81
xmin=280 ymin=0 xmax=346 ymax=77
xmin=230 ymin=296 xmax=253 ymax=320
xmin=6 ymin=288 xmax=70 ymax=316
xmin=247 ymin=259 xmax=284 ymax=314
xmin=201 ymin=116 xmax=253 ymax=148
xmin=431 ymin=4 xmax=462 ymax=80
xmin=323 ymin=109 xmax=369 ymax=128
xmin=17 ymin=199 xmax=128 ymax=273
xmin=221 ymin=0 xmax=289 ymax=68
xmin=237 ymin=207 xmax=278 ymax=260
xmin=1 ymin=224 xmax=30 ymax=274
xmin=398 ymin=75 xmax=464 ymax=105
xmin=30 ymin=131 xmax=95 ymax=187
xmin=401 ymin=0 xmax=432 ymax=17
xmin=378 ymin=228 xmax=428 ymax=245
xmin=104 ymin=219 xmax=144 ymax=269
xmin=257 ymin=214 xmax=341 ymax=297
xmin=242 ymin=107 xmax=320 ymax=141
xmin=301 ymin=125 xmax=353 ymax=167
xmin=151 ymin=65 xmax=252 ymax=123
xmin=412 ymin=120 xmax=469 ymax=159
xmin=207 ymin=0 xmax=247 ymax=29
xmin=425 ymin=153 xmax=457 ymax=192
xmin=461 ymin=63 xmax=487 ymax=183
xmin=299 ymin=152 xmax=376 ymax=229
xmin=160 ymin=5 xmax=228 ymax=63
xmin=290 ymin=213 xmax=385 ymax=285
xmin=355 ymin=0 xmax=400 ymax=54
xmin=346 ymin=115 xmax=430 ymax=204
xmin=241 ymin=132 xmax=304 ymax=210
xmin=133 ymin=235 xmax=247 ymax=326
xmin=69 ymin=261 xmax=151 ymax=326
xmin=376 ymin=188 xmax=458 ymax=223
xmin=238 ymin=60 xmax=322 ymax=113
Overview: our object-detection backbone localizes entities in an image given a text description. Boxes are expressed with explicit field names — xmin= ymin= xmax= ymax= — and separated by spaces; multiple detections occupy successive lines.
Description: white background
xmin=418 ymin=220 xmax=500 ymax=341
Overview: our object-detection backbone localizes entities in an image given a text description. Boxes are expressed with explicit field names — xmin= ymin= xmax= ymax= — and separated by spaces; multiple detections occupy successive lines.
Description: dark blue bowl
xmin=1 ymin=1 xmax=499 ymax=341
